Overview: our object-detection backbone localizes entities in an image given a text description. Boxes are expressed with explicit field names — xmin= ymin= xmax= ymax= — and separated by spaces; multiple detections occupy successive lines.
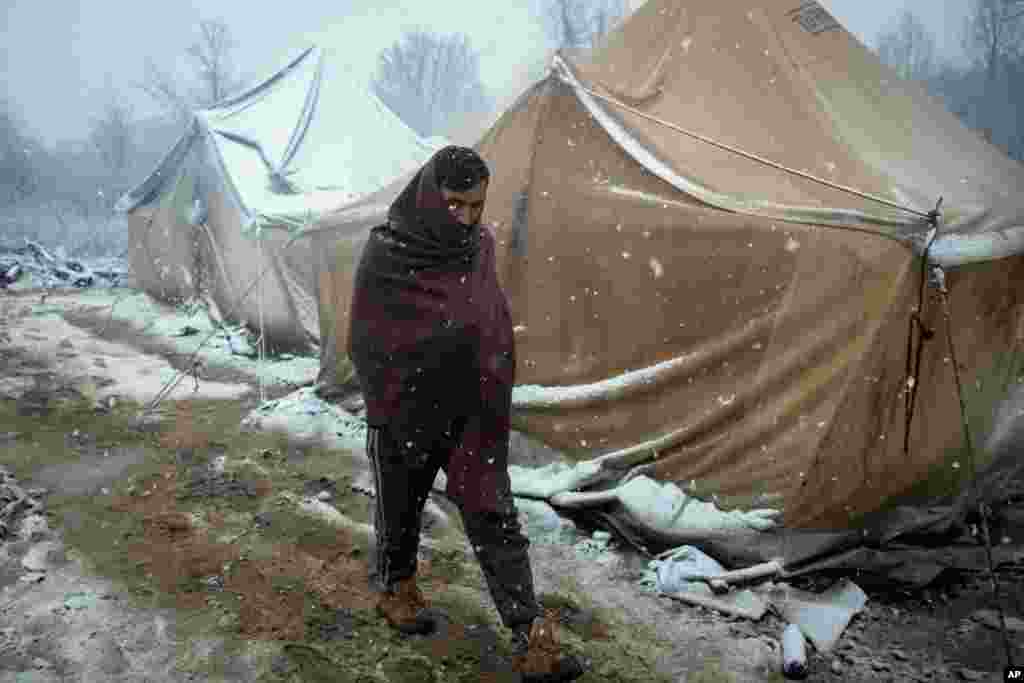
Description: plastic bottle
xmin=781 ymin=623 xmax=808 ymax=679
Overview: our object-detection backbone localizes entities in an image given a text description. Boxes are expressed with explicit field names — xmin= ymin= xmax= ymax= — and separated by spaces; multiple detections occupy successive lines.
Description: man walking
xmin=347 ymin=146 xmax=584 ymax=682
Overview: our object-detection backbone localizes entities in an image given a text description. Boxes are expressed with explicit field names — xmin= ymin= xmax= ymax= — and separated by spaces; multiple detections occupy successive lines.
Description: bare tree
xmin=372 ymin=30 xmax=492 ymax=139
xmin=87 ymin=95 xmax=137 ymax=213
xmin=540 ymin=0 xmax=628 ymax=50
xmin=186 ymin=19 xmax=242 ymax=107
xmin=138 ymin=18 xmax=244 ymax=121
xmin=875 ymin=10 xmax=937 ymax=82
xmin=138 ymin=58 xmax=193 ymax=123
xmin=963 ymin=0 xmax=1024 ymax=134
xmin=89 ymin=101 xmax=135 ymax=179
xmin=964 ymin=0 xmax=1024 ymax=88
xmin=0 ymin=98 xmax=38 ymax=206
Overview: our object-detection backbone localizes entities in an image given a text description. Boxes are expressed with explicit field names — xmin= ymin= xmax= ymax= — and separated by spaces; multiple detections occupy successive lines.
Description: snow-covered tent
xmin=117 ymin=45 xmax=446 ymax=353
xmin=315 ymin=0 xmax=1024 ymax=579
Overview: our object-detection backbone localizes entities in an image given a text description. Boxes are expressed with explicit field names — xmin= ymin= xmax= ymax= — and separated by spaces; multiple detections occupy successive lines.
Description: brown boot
xmin=511 ymin=612 xmax=585 ymax=682
xmin=377 ymin=577 xmax=436 ymax=635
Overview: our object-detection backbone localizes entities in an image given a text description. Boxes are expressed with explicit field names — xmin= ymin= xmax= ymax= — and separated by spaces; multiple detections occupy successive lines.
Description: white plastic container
xmin=781 ymin=623 xmax=808 ymax=679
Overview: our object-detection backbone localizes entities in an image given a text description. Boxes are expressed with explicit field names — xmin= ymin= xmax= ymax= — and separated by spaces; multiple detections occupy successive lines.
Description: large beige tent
xmin=117 ymin=45 xmax=445 ymax=353
xmin=316 ymin=0 xmax=1024 ymax=556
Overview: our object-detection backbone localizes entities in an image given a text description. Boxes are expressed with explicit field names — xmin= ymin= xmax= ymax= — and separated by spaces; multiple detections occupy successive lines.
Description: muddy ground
xmin=1 ymin=287 xmax=1022 ymax=683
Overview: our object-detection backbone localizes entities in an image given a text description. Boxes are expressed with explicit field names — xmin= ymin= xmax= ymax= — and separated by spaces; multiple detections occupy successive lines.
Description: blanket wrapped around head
xmin=347 ymin=146 xmax=516 ymax=512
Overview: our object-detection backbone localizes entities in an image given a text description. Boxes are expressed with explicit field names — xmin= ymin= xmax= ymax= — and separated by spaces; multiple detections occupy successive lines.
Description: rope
xmin=937 ymin=278 xmax=1015 ymax=669
xmin=567 ymin=80 xmax=935 ymax=222
xmin=140 ymin=227 xmax=305 ymax=418
xmin=257 ymin=228 xmax=266 ymax=404
xmin=903 ymin=228 xmax=938 ymax=460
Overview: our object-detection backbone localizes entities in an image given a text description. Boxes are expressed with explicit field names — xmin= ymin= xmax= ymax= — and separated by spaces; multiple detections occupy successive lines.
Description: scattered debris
xmin=767 ymin=579 xmax=869 ymax=653
xmin=64 ymin=591 xmax=100 ymax=610
xmin=0 ymin=240 xmax=128 ymax=290
xmin=515 ymin=497 xmax=581 ymax=545
xmin=0 ymin=466 xmax=43 ymax=539
xmin=781 ymin=622 xmax=809 ymax=679
xmin=637 ymin=545 xmax=871 ymax=653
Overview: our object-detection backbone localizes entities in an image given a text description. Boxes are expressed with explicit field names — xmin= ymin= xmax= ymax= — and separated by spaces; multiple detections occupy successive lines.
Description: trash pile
xmin=0 ymin=240 xmax=128 ymax=290
xmin=640 ymin=545 xmax=868 ymax=679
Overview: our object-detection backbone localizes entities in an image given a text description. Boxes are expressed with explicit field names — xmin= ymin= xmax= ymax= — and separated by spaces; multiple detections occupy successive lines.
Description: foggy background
xmin=2 ymin=0 xmax=1022 ymax=258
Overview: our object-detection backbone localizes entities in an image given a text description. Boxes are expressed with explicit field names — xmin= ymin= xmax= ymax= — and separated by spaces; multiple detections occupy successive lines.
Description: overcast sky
xmin=2 ymin=0 xmax=972 ymax=145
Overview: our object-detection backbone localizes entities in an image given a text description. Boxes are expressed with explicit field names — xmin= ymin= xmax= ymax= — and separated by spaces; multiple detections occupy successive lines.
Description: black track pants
xmin=366 ymin=423 xmax=541 ymax=630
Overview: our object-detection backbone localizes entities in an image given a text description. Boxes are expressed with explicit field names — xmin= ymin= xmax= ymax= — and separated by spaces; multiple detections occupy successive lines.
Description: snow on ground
xmin=6 ymin=283 xmax=782 ymax=541
xmin=2 ymin=296 xmax=250 ymax=404
xmin=59 ymin=288 xmax=321 ymax=390
xmin=241 ymin=386 xmax=367 ymax=452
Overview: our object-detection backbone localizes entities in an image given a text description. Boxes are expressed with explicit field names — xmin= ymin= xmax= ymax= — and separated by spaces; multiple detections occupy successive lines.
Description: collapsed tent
xmin=117 ymin=45 xmax=446 ymax=353
xmin=309 ymin=0 xmax=1024 ymax=582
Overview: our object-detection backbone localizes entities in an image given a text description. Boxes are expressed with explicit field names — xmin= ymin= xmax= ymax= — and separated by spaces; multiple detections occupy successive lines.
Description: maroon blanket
xmin=347 ymin=148 xmax=516 ymax=512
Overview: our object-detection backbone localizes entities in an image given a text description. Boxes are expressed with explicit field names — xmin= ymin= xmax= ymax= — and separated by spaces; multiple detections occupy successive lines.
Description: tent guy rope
xmin=140 ymin=224 xmax=305 ymax=418
xmin=903 ymin=226 xmax=939 ymax=461
xmin=257 ymin=227 xmax=267 ymax=404
xmin=563 ymin=76 xmax=940 ymax=227
xmin=938 ymin=275 xmax=1017 ymax=669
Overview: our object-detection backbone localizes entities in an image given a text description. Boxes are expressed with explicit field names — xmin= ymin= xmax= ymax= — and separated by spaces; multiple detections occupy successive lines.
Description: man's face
xmin=441 ymin=180 xmax=488 ymax=227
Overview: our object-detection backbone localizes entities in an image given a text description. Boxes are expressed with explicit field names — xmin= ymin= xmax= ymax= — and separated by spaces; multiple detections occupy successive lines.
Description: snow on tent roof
xmin=199 ymin=45 xmax=444 ymax=222
xmin=119 ymin=44 xmax=446 ymax=224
